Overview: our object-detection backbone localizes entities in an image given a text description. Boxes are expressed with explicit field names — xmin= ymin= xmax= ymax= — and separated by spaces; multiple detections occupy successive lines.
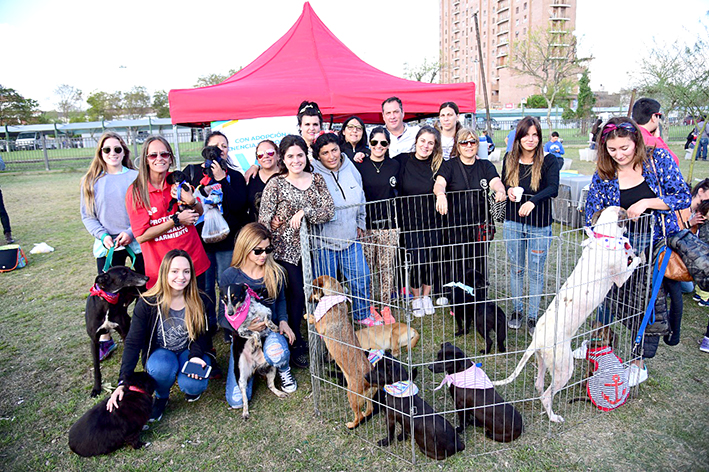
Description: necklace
xmin=371 ymin=159 xmax=385 ymax=173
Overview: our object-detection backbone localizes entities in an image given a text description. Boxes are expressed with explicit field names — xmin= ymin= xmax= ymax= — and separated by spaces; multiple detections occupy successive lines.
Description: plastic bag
xmin=201 ymin=204 xmax=230 ymax=243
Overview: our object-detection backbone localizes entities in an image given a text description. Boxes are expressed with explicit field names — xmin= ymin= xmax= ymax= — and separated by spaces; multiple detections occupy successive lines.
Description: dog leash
xmin=102 ymin=245 xmax=136 ymax=273
xmin=633 ymin=246 xmax=671 ymax=354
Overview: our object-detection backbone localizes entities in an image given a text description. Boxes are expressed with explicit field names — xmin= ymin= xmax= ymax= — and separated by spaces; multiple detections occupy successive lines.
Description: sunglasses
xmin=654 ymin=113 xmax=664 ymax=120
xmin=102 ymin=146 xmax=124 ymax=154
xmin=257 ymin=149 xmax=276 ymax=159
xmin=459 ymin=140 xmax=478 ymax=146
xmin=252 ymin=246 xmax=274 ymax=255
xmin=370 ymin=139 xmax=389 ymax=147
xmin=346 ymin=124 xmax=363 ymax=131
xmin=147 ymin=151 xmax=172 ymax=160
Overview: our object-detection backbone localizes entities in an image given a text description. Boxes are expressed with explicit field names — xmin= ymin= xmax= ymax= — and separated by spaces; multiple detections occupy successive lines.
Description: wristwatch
xmin=171 ymin=213 xmax=181 ymax=227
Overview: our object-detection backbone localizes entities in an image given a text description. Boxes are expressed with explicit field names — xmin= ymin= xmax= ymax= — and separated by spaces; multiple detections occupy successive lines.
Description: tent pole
xmin=329 ymin=114 xmax=334 ymax=130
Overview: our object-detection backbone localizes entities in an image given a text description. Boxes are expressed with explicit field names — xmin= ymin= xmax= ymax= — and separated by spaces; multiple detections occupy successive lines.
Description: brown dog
xmin=355 ymin=323 xmax=420 ymax=357
xmin=305 ymin=275 xmax=377 ymax=429
xmin=569 ymin=324 xmax=617 ymax=404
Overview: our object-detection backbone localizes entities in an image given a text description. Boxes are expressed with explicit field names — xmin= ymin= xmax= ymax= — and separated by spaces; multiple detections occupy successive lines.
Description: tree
xmin=526 ymin=94 xmax=548 ymax=108
xmin=575 ymin=69 xmax=595 ymax=120
xmin=510 ymin=27 xmax=591 ymax=129
xmin=122 ymin=86 xmax=151 ymax=119
xmin=0 ymin=85 xmax=39 ymax=125
xmin=86 ymin=91 xmax=122 ymax=121
xmin=194 ymin=69 xmax=240 ymax=87
xmin=404 ymin=57 xmax=440 ymax=83
xmin=152 ymin=90 xmax=170 ymax=118
xmin=54 ymin=84 xmax=83 ymax=123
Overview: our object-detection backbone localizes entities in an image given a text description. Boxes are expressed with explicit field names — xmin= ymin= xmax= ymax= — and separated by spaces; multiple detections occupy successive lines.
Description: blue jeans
xmin=205 ymin=250 xmax=233 ymax=328
xmin=146 ymin=348 xmax=211 ymax=399
xmin=698 ymin=137 xmax=708 ymax=159
xmin=225 ymin=331 xmax=290 ymax=408
xmin=314 ymin=242 xmax=371 ymax=321
xmin=503 ymin=221 xmax=553 ymax=320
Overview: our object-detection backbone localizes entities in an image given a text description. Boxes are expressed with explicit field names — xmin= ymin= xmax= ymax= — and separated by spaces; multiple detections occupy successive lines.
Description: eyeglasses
xmin=346 ymin=124 xmax=363 ymax=131
xmin=146 ymin=151 xmax=172 ymax=160
xmin=102 ymin=146 xmax=123 ymax=154
xmin=257 ymin=149 xmax=276 ymax=159
xmin=252 ymin=246 xmax=274 ymax=255
xmin=459 ymin=140 xmax=478 ymax=146
xmin=370 ymin=139 xmax=389 ymax=147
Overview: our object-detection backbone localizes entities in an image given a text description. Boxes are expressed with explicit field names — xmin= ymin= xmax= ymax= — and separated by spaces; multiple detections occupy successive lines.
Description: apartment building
xmin=440 ymin=0 xmax=577 ymax=108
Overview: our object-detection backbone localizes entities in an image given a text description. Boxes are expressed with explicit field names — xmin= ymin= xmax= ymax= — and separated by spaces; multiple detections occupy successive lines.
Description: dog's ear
xmin=411 ymin=366 xmax=419 ymax=381
xmin=590 ymin=208 xmax=604 ymax=226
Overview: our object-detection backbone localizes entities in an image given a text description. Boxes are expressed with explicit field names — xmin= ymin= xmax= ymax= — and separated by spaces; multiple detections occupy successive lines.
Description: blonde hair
xmin=231 ymin=223 xmax=285 ymax=300
xmin=503 ymin=117 xmax=544 ymax=191
xmin=142 ymin=249 xmax=205 ymax=340
xmin=455 ymin=127 xmax=479 ymax=159
xmin=81 ymin=132 xmax=132 ymax=216
xmin=130 ymin=135 xmax=174 ymax=211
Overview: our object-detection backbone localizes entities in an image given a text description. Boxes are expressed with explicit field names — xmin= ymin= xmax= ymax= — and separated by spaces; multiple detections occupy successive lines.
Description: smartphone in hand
xmin=181 ymin=360 xmax=211 ymax=379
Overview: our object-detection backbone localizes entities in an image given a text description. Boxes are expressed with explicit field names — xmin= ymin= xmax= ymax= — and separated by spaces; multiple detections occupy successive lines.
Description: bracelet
xmin=171 ymin=213 xmax=181 ymax=227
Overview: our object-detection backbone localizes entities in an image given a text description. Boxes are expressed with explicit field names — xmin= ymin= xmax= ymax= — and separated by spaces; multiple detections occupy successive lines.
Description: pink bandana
xmin=224 ymin=285 xmax=261 ymax=331
xmin=313 ymin=295 xmax=350 ymax=322
xmin=384 ymin=380 xmax=419 ymax=398
xmin=89 ymin=283 xmax=119 ymax=305
xmin=128 ymin=385 xmax=147 ymax=394
xmin=434 ymin=363 xmax=493 ymax=391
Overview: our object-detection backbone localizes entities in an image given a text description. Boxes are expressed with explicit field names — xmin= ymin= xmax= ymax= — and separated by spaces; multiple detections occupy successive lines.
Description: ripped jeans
xmin=225 ymin=331 xmax=290 ymax=408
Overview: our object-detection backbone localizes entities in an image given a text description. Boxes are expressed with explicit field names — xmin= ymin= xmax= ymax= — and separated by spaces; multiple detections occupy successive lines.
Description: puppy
xmin=166 ymin=170 xmax=194 ymax=213
xmin=448 ymin=269 xmax=507 ymax=354
xmin=355 ymin=323 xmax=420 ymax=357
xmin=429 ymin=342 xmax=522 ymax=442
xmin=85 ymin=266 xmax=149 ymax=397
xmin=364 ymin=352 xmax=464 ymax=460
xmin=306 ymin=275 xmax=376 ymax=429
xmin=221 ymin=283 xmax=287 ymax=420
xmin=69 ymin=372 xmax=155 ymax=457
xmin=492 ymin=207 xmax=642 ymax=422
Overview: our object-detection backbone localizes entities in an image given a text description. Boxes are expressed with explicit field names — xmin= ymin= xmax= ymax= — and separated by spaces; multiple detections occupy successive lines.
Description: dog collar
xmin=368 ymin=349 xmax=385 ymax=366
xmin=89 ymin=284 xmax=119 ymax=305
xmin=313 ymin=295 xmax=350 ymax=322
xmin=434 ymin=363 xmax=493 ymax=391
xmin=127 ymin=385 xmax=147 ymax=394
xmin=384 ymin=380 xmax=419 ymax=398
xmin=224 ymin=285 xmax=261 ymax=331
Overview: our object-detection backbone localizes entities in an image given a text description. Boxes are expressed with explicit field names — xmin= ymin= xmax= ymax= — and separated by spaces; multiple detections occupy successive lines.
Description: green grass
xmin=0 ymin=171 xmax=708 ymax=470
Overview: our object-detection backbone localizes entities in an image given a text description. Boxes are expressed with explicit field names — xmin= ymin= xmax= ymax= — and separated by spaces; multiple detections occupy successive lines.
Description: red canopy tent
xmin=168 ymin=2 xmax=475 ymax=126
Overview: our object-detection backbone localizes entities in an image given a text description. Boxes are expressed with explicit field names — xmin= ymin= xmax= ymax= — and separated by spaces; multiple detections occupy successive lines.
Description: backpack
xmin=0 ymin=244 xmax=28 ymax=272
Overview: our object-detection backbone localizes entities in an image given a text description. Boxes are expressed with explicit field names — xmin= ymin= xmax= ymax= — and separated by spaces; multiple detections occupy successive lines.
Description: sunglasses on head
xmin=257 ymin=149 xmax=276 ymax=159
xmin=147 ymin=151 xmax=171 ymax=160
xmin=459 ymin=139 xmax=478 ymax=146
xmin=370 ymin=139 xmax=389 ymax=147
xmin=102 ymin=146 xmax=123 ymax=154
xmin=252 ymin=246 xmax=274 ymax=255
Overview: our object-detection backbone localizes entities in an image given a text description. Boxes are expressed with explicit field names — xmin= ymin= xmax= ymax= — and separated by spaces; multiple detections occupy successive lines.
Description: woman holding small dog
xmin=81 ymin=132 xmax=145 ymax=361
xmin=502 ymin=116 xmax=560 ymax=333
xmin=108 ymin=249 xmax=211 ymax=423
xmin=585 ymin=117 xmax=691 ymax=386
xmin=219 ymin=222 xmax=298 ymax=407
xmin=258 ymin=135 xmax=334 ymax=368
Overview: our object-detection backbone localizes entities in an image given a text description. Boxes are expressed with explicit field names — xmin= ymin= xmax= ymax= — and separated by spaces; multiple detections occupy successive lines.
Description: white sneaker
xmin=278 ymin=367 xmax=297 ymax=393
xmin=627 ymin=364 xmax=648 ymax=387
xmin=411 ymin=298 xmax=425 ymax=318
xmin=435 ymin=296 xmax=450 ymax=306
xmin=572 ymin=340 xmax=589 ymax=360
xmin=421 ymin=296 xmax=435 ymax=315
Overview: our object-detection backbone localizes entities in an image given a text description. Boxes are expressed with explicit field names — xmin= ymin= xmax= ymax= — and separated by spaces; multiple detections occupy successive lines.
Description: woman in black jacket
xmin=107 ymin=249 xmax=211 ymax=423
xmin=338 ymin=116 xmax=370 ymax=162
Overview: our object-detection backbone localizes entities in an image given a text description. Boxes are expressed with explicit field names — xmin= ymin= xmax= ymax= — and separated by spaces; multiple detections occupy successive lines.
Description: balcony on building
xmin=496 ymin=50 xmax=508 ymax=58
xmin=550 ymin=2 xmax=571 ymax=7
xmin=496 ymin=15 xmax=509 ymax=25
xmin=498 ymin=1 xmax=509 ymax=13
xmin=549 ymin=15 xmax=571 ymax=21
xmin=497 ymin=27 xmax=509 ymax=36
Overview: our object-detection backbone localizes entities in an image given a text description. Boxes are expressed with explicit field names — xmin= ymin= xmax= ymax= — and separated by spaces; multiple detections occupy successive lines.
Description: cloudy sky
xmin=1 ymin=0 xmax=707 ymax=110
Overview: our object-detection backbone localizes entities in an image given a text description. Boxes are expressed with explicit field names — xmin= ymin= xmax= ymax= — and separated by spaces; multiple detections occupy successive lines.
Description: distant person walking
xmin=0 ymin=186 xmax=14 ymax=244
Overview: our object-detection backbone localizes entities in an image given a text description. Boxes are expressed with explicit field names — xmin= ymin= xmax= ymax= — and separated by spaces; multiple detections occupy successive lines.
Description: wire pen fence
xmin=302 ymin=189 xmax=655 ymax=463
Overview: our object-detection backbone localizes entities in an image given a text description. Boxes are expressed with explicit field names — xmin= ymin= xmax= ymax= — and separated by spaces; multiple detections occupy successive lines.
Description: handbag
xmin=0 ymin=244 xmax=27 ymax=273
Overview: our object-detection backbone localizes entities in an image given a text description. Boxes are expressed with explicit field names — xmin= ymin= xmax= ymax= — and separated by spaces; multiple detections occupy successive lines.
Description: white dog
xmin=492 ymin=206 xmax=642 ymax=422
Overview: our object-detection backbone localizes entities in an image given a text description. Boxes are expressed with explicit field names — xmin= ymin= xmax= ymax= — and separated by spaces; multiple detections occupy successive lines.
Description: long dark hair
xmin=504 ymin=116 xmax=544 ymax=191
xmin=276 ymin=135 xmax=313 ymax=175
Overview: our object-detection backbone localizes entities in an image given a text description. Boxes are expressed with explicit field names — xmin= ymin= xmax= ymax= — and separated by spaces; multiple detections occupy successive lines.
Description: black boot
xmin=4 ymin=232 xmax=13 ymax=244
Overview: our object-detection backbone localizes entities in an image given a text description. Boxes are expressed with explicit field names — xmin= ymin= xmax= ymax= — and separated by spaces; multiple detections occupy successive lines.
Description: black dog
xmin=86 ymin=267 xmax=149 ymax=397
xmin=201 ymin=145 xmax=228 ymax=180
xmin=450 ymin=269 xmax=507 ymax=354
xmin=429 ymin=343 xmax=523 ymax=442
xmin=69 ymin=371 xmax=156 ymax=457
xmin=364 ymin=352 xmax=464 ymax=460
xmin=166 ymin=170 xmax=194 ymax=213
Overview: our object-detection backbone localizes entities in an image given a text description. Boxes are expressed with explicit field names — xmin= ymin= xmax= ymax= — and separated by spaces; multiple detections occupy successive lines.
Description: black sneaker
xmin=185 ymin=393 xmax=202 ymax=403
xmin=527 ymin=318 xmax=537 ymax=335
xmin=291 ymin=345 xmax=309 ymax=369
xmin=209 ymin=360 xmax=223 ymax=380
xmin=149 ymin=397 xmax=168 ymax=422
xmin=508 ymin=312 xmax=523 ymax=329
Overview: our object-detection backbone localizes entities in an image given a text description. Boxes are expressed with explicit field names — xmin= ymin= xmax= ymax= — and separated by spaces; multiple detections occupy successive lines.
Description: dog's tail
xmin=491 ymin=346 xmax=535 ymax=386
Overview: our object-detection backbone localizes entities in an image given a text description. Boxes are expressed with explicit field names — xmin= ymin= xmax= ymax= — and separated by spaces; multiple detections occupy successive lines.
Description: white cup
xmin=512 ymin=187 xmax=524 ymax=201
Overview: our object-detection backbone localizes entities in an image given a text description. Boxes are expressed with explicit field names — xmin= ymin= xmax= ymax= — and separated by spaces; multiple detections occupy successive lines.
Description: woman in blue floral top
xmin=584 ymin=117 xmax=690 ymax=387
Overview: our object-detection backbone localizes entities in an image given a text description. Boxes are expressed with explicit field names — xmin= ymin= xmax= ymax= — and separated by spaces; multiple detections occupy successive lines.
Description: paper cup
xmin=512 ymin=187 xmax=524 ymax=201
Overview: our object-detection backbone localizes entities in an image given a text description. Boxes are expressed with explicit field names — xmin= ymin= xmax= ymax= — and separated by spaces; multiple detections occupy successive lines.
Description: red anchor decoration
xmin=601 ymin=374 xmax=627 ymax=405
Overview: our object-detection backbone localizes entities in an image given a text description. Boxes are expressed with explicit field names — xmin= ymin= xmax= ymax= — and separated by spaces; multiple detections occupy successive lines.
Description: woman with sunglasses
xmin=258 ymin=135 xmax=334 ymax=368
xmin=126 ymin=136 xmax=209 ymax=292
xmin=354 ymin=126 xmax=399 ymax=318
xmin=434 ymin=128 xmax=506 ymax=287
xmin=501 ymin=117 xmax=560 ymax=334
xmin=219 ymin=223 xmax=298 ymax=407
xmin=81 ymin=131 xmax=145 ymax=361
xmin=247 ymin=140 xmax=281 ymax=220
xmin=338 ymin=116 xmax=370 ymax=163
